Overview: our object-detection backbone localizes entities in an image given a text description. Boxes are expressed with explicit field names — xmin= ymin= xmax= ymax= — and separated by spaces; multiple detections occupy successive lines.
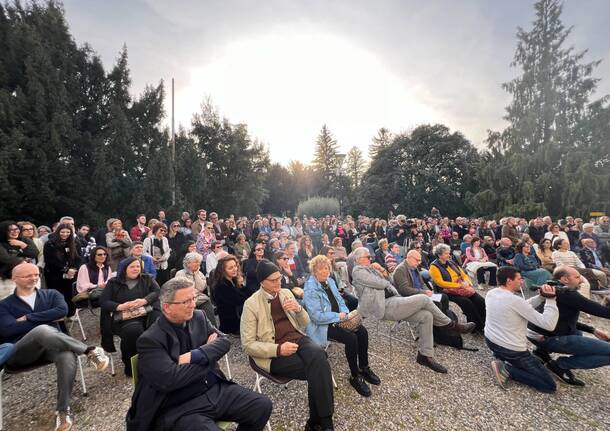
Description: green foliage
xmin=470 ymin=0 xmax=610 ymax=218
xmin=312 ymin=125 xmax=340 ymax=197
xmin=296 ymin=196 xmax=340 ymax=218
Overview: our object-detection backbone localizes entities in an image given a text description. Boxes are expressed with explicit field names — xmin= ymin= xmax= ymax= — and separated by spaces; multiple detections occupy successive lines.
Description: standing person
xmin=0 ymin=262 xmax=109 ymax=431
xmin=298 ymin=236 xmax=315 ymax=274
xmin=196 ymin=222 xmax=216 ymax=260
xmin=106 ymin=218 xmax=132 ymax=271
xmin=0 ymin=221 xmax=39 ymax=299
xmin=126 ymin=278 xmax=272 ymax=431
xmin=167 ymin=220 xmax=186 ymax=270
xmin=44 ymin=224 xmax=81 ymax=317
xmin=17 ymin=222 xmax=44 ymax=270
xmin=143 ymin=223 xmax=171 ymax=286
xmin=191 ymin=209 xmax=207 ymax=238
xmin=243 ymin=243 xmax=266 ymax=294
xmin=205 ymin=241 xmax=228 ymax=277
xmin=100 ymin=257 xmax=161 ymax=376
xmin=304 ymin=255 xmax=380 ymax=397
xmin=241 ymin=260 xmax=335 ymax=431
xmin=485 ymin=266 xmax=559 ymax=392
xmin=129 ymin=215 xmax=150 ymax=241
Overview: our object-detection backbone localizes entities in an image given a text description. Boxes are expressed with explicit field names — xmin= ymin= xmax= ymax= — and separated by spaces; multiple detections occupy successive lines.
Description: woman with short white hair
xmin=174 ymin=252 xmax=216 ymax=325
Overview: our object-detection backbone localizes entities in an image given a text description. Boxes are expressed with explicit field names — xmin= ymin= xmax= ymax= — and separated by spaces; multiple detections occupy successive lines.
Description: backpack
xmin=433 ymin=309 xmax=478 ymax=351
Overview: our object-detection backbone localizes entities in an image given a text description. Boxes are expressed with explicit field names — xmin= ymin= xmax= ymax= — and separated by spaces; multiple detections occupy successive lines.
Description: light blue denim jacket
xmin=303 ymin=275 xmax=348 ymax=347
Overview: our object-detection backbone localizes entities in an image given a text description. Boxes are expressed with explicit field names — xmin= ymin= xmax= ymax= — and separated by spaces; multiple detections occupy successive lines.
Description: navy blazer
xmin=126 ymin=310 xmax=232 ymax=431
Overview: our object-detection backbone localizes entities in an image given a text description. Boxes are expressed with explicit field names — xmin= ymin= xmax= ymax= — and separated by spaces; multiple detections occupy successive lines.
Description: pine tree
xmin=344 ymin=146 xmax=366 ymax=188
xmin=312 ymin=125 xmax=340 ymax=196
xmin=369 ymin=127 xmax=392 ymax=159
xmin=471 ymin=0 xmax=609 ymax=217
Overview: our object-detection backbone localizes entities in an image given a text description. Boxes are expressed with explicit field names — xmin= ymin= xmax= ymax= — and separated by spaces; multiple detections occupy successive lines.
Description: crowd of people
xmin=1 ymin=208 xmax=609 ymax=431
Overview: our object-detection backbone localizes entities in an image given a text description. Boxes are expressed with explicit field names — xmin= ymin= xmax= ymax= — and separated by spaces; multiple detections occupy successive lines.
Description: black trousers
xmin=270 ymin=337 xmax=334 ymax=423
xmin=341 ymin=291 xmax=359 ymax=311
xmin=115 ymin=318 xmax=146 ymax=375
xmin=327 ymin=324 xmax=369 ymax=376
xmin=447 ymin=292 xmax=486 ymax=331
xmin=476 ymin=266 xmax=497 ymax=286
xmin=158 ymin=381 xmax=272 ymax=431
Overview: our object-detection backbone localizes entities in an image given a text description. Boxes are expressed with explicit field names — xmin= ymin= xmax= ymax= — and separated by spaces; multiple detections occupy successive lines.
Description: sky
xmin=62 ymin=0 xmax=610 ymax=164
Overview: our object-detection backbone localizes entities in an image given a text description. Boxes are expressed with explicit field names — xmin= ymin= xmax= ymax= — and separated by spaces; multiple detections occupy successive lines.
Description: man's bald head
xmin=406 ymin=249 xmax=422 ymax=267
xmin=11 ymin=262 xmax=40 ymax=290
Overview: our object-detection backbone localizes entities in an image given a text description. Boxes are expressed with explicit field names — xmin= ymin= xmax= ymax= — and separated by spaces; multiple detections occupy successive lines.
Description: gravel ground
xmin=3 ymin=291 xmax=610 ymax=431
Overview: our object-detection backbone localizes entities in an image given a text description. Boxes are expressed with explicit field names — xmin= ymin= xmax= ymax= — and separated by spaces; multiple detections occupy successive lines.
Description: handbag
xmin=442 ymin=285 xmax=476 ymax=297
xmin=113 ymin=305 xmax=152 ymax=323
xmin=336 ymin=310 xmax=363 ymax=332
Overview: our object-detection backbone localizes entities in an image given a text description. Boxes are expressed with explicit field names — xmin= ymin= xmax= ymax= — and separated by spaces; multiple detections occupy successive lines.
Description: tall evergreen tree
xmin=344 ymin=146 xmax=366 ymax=188
xmin=369 ymin=127 xmax=392 ymax=159
xmin=470 ymin=0 xmax=609 ymax=217
xmin=312 ymin=124 xmax=340 ymax=197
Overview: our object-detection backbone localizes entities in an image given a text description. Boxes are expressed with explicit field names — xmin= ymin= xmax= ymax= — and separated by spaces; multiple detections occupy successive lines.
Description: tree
xmin=369 ymin=127 xmax=392 ymax=159
xmin=344 ymin=146 xmax=366 ymax=188
xmin=312 ymin=124 xmax=340 ymax=197
xmin=470 ymin=0 xmax=610 ymax=217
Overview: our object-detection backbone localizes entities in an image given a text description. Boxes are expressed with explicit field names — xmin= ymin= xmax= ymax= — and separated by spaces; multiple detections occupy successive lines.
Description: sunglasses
xmin=278 ymin=257 xmax=288 ymax=260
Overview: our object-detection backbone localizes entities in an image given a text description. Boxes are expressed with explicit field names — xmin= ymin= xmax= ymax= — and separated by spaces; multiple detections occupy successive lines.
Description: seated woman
xmin=100 ymin=257 xmax=160 ymax=376
xmin=551 ymin=238 xmax=594 ymax=297
xmin=536 ymin=238 xmax=555 ymax=273
xmin=384 ymin=242 xmax=403 ymax=273
xmin=174 ymin=252 xmax=217 ymax=325
xmin=429 ymin=243 xmax=486 ymax=332
xmin=75 ymin=246 xmax=111 ymax=304
xmin=105 ymin=218 xmax=132 ymax=272
xmin=331 ymin=236 xmax=348 ymax=262
xmin=304 ymin=255 xmax=380 ymax=397
xmin=273 ymin=251 xmax=304 ymax=302
xmin=374 ymin=239 xmax=389 ymax=268
xmin=243 ymin=242 xmax=266 ymax=293
xmin=513 ymin=241 xmax=552 ymax=288
xmin=285 ymin=240 xmax=306 ymax=279
xmin=211 ymin=255 xmax=251 ymax=334
xmin=233 ymin=233 xmax=251 ymax=262
xmin=298 ymin=235 xmax=315 ymax=273
xmin=319 ymin=245 xmax=358 ymax=311
xmin=463 ymin=236 xmax=497 ymax=287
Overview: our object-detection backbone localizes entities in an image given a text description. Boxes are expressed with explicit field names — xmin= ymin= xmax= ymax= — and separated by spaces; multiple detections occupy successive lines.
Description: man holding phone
xmin=484 ymin=266 xmax=559 ymax=392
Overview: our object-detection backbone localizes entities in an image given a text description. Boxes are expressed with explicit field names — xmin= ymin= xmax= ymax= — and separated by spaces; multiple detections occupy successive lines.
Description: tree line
xmin=0 ymin=0 xmax=608 ymax=227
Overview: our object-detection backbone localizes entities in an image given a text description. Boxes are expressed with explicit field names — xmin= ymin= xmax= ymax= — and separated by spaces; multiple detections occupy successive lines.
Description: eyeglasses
xmin=361 ymin=255 xmax=372 ymax=260
xmin=167 ymin=296 xmax=197 ymax=306
xmin=265 ymin=276 xmax=282 ymax=284
xmin=171 ymin=225 xmax=180 ymax=228
xmin=8 ymin=227 xmax=20 ymax=232
xmin=278 ymin=257 xmax=288 ymax=260
xmin=255 ymin=248 xmax=264 ymax=252
xmin=207 ymin=227 xmax=214 ymax=230
xmin=21 ymin=227 xmax=34 ymax=231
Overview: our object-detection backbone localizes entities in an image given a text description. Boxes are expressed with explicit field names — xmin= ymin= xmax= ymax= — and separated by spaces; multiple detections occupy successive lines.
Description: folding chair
xmin=375 ymin=319 xmax=417 ymax=358
xmin=323 ymin=342 xmax=339 ymax=389
xmin=69 ymin=281 xmax=99 ymax=342
xmin=249 ymin=357 xmax=292 ymax=431
xmin=130 ymin=355 xmax=232 ymax=430
xmin=0 ymin=356 xmax=87 ymax=430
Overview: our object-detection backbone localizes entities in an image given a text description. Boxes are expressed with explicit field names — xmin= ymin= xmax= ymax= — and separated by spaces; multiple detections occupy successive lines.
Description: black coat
xmin=126 ymin=311 xmax=231 ymax=431
xmin=212 ymin=277 xmax=250 ymax=334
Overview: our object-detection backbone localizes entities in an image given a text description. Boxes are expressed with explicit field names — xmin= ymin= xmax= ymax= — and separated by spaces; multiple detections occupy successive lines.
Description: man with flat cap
xmin=241 ymin=259 xmax=335 ymax=431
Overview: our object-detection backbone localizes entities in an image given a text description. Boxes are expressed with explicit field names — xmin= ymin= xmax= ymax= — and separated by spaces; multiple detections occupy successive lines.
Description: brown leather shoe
xmin=416 ymin=353 xmax=448 ymax=373
xmin=442 ymin=320 xmax=476 ymax=335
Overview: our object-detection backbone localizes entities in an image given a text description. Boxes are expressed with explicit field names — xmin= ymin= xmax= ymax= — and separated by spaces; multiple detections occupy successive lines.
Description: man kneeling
xmin=127 ymin=278 xmax=272 ymax=431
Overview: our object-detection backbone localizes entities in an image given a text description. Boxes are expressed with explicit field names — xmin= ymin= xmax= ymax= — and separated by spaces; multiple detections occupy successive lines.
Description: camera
xmin=532 ymin=279 xmax=570 ymax=295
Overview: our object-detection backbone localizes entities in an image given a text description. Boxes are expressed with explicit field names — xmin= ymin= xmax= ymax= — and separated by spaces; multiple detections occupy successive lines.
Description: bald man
xmin=0 ymin=262 xmax=109 ymax=431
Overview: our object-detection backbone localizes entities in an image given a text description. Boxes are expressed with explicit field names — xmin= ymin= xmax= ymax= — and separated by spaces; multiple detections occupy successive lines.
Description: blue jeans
xmin=523 ymin=269 xmax=552 ymax=286
xmin=538 ymin=334 xmax=610 ymax=370
xmin=485 ymin=338 xmax=556 ymax=393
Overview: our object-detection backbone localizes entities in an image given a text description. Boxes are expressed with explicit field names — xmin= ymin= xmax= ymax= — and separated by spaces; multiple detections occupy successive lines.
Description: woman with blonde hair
xmin=304 ymin=255 xmax=380 ymax=397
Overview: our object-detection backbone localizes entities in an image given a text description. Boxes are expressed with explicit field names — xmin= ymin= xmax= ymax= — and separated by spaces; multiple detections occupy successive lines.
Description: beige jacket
xmin=240 ymin=287 xmax=310 ymax=372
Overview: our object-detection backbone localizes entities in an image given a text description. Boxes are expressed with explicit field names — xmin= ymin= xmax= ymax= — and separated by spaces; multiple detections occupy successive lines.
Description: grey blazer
xmin=352 ymin=265 xmax=398 ymax=320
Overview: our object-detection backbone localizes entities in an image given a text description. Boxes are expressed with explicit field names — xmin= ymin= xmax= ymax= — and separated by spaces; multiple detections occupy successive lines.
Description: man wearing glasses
xmin=0 ymin=262 xmax=109 ymax=431
xmin=127 ymin=277 xmax=271 ymax=431
xmin=352 ymin=247 xmax=475 ymax=374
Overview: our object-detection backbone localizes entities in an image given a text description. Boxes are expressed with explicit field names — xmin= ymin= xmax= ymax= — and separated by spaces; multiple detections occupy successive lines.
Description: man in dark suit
xmin=127 ymin=277 xmax=272 ymax=431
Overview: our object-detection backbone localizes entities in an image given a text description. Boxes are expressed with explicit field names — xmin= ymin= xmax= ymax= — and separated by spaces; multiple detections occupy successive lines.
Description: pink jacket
xmin=463 ymin=246 xmax=489 ymax=265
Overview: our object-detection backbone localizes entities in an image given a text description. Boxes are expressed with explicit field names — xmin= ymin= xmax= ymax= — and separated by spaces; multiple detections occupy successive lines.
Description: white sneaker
xmin=55 ymin=409 xmax=73 ymax=431
xmin=87 ymin=347 xmax=109 ymax=371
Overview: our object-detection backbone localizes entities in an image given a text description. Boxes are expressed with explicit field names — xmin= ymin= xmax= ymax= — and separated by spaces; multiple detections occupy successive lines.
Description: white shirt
xmin=484 ymin=287 xmax=558 ymax=352
xmin=19 ymin=290 xmax=37 ymax=310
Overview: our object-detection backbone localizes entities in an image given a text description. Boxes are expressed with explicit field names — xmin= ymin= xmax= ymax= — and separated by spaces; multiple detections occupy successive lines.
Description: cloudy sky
xmin=62 ymin=0 xmax=610 ymax=163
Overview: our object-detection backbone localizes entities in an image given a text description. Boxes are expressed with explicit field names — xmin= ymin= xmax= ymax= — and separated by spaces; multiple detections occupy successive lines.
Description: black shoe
xmin=416 ymin=353 xmax=448 ymax=374
xmin=546 ymin=360 xmax=585 ymax=386
xmin=442 ymin=320 xmax=476 ymax=335
xmin=304 ymin=420 xmax=321 ymax=431
xmin=359 ymin=366 xmax=381 ymax=385
xmin=349 ymin=375 xmax=372 ymax=397
xmin=532 ymin=348 xmax=552 ymax=364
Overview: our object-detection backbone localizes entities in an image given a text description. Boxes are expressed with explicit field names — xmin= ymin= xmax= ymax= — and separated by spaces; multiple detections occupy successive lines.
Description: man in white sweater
xmin=484 ymin=266 xmax=559 ymax=392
